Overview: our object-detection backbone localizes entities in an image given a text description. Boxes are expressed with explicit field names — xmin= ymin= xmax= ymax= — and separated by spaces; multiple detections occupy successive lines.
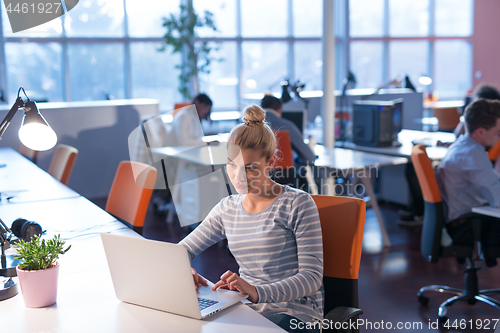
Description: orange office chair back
xmin=432 ymin=107 xmax=461 ymax=132
xmin=273 ymin=130 xmax=294 ymax=169
xmin=48 ymin=144 xmax=78 ymax=185
xmin=488 ymin=139 xmax=500 ymax=162
xmin=411 ymin=145 xmax=442 ymax=204
xmin=312 ymin=195 xmax=366 ymax=315
xmin=173 ymin=102 xmax=191 ymax=117
xmin=106 ymin=161 xmax=157 ymax=234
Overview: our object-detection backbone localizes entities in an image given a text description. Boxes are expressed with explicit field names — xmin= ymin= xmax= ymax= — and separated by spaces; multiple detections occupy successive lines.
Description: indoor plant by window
xmin=13 ymin=234 xmax=71 ymax=308
xmin=159 ymin=3 xmax=221 ymax=100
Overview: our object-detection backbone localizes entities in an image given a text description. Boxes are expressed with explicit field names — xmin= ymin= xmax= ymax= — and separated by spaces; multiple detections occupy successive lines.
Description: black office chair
xmin=412 ymin=144 xmax=500 ymax=324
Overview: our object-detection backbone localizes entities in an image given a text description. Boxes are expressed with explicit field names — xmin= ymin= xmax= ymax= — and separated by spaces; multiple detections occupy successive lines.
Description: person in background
xmin=436 ymin=98 xmax=500 ymax=267
xmin=261 ymin=95 xmax=316 ymax=165
xmin=453 ymin=84 xmax=500 ymax=138
xmin=172 ymin=93 xmax=218 ymax=146
xmin=401 ymin=84 xmax=500 ymax=226
xmin=180 ymin=105 xmax=323 ymax=333
xmin=159 ymin=93 xmax=217 ymax=217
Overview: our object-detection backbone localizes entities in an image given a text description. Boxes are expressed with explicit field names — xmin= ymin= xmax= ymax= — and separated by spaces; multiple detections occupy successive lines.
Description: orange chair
xmin=488 ymin=139 xmax=500 ymax=162
xmin=432 ymin=107 xmax=461 ymax=132
xmin=47 ymin=144 xmax=78 ymax=185
xmin=173 ymin=102 xmax=192 ymax=117
xmin=106 ymin=161 xmax=157 ymax=235
xmin=412 ymin=144 xmax=500 ymax=324
xmin=271 ymin=130 xmax=295 ymax=187
xmin=273 ymin=130 xmax=294 ymax=168
xmin=312 ymin=195 xmax=365 ymax=331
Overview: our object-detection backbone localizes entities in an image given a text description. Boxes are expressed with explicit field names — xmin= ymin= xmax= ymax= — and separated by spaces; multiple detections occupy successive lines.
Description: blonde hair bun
xmin=228 ymin=104 xmax=276 ymax=161
xmin=242 ymin=105 xmax=266 ymax=126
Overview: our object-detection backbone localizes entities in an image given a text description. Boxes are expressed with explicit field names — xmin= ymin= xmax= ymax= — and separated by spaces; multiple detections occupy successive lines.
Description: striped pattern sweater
xmin=180 ymin=186 xmax=324 ymax=322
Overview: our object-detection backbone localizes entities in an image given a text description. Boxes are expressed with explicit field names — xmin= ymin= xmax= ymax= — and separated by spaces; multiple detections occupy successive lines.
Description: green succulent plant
xmin=13 ymin=234 xmax=71 ymax=271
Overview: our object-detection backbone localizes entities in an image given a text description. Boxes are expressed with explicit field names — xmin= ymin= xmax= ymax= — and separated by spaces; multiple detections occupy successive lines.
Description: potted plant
xmin=13 ymin=234 xmax=71 ymax=308
xmin=159 ymin=3 xmax=222 ymax=100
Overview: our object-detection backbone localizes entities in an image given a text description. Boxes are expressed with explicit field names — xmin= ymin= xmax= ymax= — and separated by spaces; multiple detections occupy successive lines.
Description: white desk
xmin=0 ymin=147 xmax=80 ymax=204
xmin=313 ymin=145 xmax=407 ymax=247
xmin=472 ymin=206 xmax=500 ymax=218
xmin=2 ymin=268 xmax=284 ymax=333
xmin=0 ymin=150 xmax=285 ymax=333
xmin=339 ymin=129 xmax=455 ymax=160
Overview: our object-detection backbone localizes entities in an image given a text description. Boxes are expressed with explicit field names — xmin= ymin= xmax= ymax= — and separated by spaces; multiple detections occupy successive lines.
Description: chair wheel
xmin=438 ymin=316 xmax=448 ymax=326
xmin=418 ymin=294 xmax=429 ymax=306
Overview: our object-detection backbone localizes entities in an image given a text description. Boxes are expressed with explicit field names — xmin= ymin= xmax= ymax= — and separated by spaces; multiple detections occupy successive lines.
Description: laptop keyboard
xmin=198 ymin=297 xmax=219 ymax=311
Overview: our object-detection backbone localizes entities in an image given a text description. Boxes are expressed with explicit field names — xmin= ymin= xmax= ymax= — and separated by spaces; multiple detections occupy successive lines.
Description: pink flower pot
xmin=16 ymin=262 xmax=59 ymax=308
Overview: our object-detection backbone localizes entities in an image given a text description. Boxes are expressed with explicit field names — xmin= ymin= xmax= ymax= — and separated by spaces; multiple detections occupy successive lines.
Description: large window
xmin=0 ymin=0 xmax=473 ymax=111
xmin=349 ymin=0 xmax=473 ymax=99
xmin=1 ymin=0 xmax=337 ymax=111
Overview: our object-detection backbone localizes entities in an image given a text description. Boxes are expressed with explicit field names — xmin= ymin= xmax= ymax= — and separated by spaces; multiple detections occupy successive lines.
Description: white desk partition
xmin=0 ymin=99 xmax=160 ymax=199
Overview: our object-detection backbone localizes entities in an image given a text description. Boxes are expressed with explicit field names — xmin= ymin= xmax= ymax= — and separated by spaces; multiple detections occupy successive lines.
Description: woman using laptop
xmin=179 ymin=105 xmax=323 ymax=333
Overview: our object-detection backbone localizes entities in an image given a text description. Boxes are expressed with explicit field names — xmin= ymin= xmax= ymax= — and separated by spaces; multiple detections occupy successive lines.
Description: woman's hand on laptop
xmin=212 ymin=270 xmax=259 ymax=303
xmin=191 ymin=268 xmax=208 ymax=290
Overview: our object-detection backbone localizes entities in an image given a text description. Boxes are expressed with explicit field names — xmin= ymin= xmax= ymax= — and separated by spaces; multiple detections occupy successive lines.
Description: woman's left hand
xmin=212 ymin=270 xmax=259 ymax=303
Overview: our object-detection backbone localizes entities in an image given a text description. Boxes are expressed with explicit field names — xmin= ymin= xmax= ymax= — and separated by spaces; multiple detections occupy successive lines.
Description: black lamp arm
xmin=0 ymin=97 xmax=24 ymax=140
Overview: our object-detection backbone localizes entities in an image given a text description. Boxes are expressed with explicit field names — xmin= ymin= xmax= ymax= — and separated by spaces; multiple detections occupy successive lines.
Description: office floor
xmin=92 ymin=197 xmax=500 ymax=332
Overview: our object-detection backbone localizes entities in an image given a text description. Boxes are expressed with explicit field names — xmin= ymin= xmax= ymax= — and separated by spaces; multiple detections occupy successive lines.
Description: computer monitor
xmin=352 ymin=99 xmax=402 ymax=147
xmin=281 ymin=110 xmax=305 ymax=135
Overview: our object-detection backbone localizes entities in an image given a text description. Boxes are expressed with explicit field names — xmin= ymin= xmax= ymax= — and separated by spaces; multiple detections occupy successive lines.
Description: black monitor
xmin=352 ymin=99 xmax=403 ymax=147
xmin=281 ymin=110 xmax=305 ymax=134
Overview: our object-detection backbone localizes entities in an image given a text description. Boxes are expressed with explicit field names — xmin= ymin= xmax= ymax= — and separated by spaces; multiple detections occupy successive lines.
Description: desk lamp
xmin=405 ymin=75 xmax=417 ymax=92
xmin=281 ymin=79 xmax=292 ymax=103
xmin=290 ymin=80 xmax=309 ymax=113
xmin=0 ymin=218 xmax=19 ymax=301
xmin=0 ymin=87 xmax=57 ymax=301
xmin=0 ymin=87 xmax=57 ymax=151
xmin=338 ymin=71 xmax=357 ymax=141
xmin=419 ymin=75 xmax=432 ymax=86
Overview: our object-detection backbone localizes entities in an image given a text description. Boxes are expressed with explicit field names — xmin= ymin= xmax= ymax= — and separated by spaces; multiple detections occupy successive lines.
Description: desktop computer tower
xmin=352 ymin=100 xmax=395 ymax=147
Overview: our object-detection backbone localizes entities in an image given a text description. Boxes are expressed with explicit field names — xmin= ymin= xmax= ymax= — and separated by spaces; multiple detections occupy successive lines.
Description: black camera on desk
xmin=10 ymin=218 xmax=42 ymax=242
xmin=1 ymin=218 xmax=42 ymax=249
xmin=352 ymin=99 xmax=403 ymax=147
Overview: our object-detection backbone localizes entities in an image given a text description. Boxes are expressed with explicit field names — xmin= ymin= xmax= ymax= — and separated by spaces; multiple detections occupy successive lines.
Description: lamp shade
xmin=18 ymin=101 xmax=57 ymax=151
xmin=419 ymin=75 xmax=432 ymax=86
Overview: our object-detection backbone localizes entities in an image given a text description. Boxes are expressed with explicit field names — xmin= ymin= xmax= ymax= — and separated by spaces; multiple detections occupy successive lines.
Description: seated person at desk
xmin=436 ymin=99 xmax=500 ymax=265
xmin=172 ymin=93 xmax=218 ymax=146
xmin=179 ymin=105 xmax=324 ymax=333
xmin=452 ymin=84 xmax=500 ymax=139
xmin=261 ymin=95 xmax=316 ymax=165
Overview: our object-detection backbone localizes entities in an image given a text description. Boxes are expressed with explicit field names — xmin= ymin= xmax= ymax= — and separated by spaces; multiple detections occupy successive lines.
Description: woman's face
xmin=226 ymin=145 xmax=273 ymax=195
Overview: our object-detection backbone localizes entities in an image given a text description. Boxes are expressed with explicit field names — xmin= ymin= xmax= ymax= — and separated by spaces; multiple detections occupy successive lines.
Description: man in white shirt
xmin=172 ymin=93 xmax=213 ymax=146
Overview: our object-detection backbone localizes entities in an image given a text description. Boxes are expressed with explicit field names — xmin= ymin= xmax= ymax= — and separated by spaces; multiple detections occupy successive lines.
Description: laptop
xmin=101 ymin=233 xmax=248 ymax=319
